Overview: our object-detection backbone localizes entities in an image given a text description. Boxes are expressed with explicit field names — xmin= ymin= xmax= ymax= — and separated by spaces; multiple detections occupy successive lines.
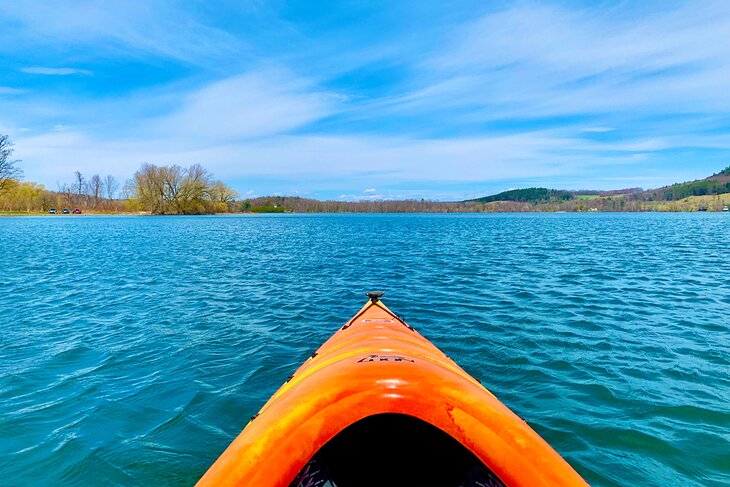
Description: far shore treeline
xmin=1 ymin=133 xmax=730 ymax=214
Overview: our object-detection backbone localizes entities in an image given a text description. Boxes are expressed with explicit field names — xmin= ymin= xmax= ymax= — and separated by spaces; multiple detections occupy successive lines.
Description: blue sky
xmin=1 ymin=0 xmax=730 ymax=200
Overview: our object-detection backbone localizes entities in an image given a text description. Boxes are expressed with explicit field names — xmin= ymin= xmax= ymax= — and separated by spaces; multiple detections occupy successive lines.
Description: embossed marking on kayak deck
xmin=357 ymin=354 xmax=416 ymax=363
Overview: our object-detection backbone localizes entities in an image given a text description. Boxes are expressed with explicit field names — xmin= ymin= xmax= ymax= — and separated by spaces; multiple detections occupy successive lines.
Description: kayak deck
xmin=197 ymin=296 xmax=587 ymax=486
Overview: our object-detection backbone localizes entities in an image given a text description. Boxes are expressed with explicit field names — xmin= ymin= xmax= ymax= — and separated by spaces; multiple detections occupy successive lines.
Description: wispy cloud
xmin=395 ymin=1 xmax=730 ymax=120
xmin=581 ymin=127 xmax=615 ymax=133
xmin=13 ymin=125 xmax=663 ymax=190
xmin=0 ymin=0 xmax=245 ymax=66
xmin=0 ymin=86 xmax=26 ymax=95
xmin=152 ymin=69 xmax=340 ymax=141
xmin=3 ymin=1 xmax=730 ymax=199
xmin=22 ymin=67 xmax=92 ymax=76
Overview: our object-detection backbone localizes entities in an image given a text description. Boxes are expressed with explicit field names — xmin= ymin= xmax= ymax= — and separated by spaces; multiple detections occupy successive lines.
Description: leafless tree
xmin=122 ymin=178 xmax=136 ymax=199
xmin=174 ymin=164 xmax=210 ymax=214
xmin=208 ymin=180 xmax=239 ymax=204
xmin=89 ymin=174 xmax=103 ymax=207
xmin=73 ymin=171 xmax=86 ymax=205
xmin=57 ymin=182 xmax=73 ymax=206
xmin=0 ymin=134 xmax=22 ymax=196
xmin=104 ymin=175 xmax=118 ymax=200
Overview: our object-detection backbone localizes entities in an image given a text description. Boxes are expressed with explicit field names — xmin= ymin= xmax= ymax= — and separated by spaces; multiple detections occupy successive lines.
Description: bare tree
xmin=162 ymin=164 xmax=186 ymax=213
xmin=57 ymin=182 xmax=73 ymax=207
xmin=89 ymin=174 xmax=102 ymax=208
xmin=103 ymin=175 xmax=118 ymax=200
xmin=0 ymin=134 xmax=22 ymax=195
xmin=208 ymin=180 xmax=239 ymax=203
xmin=175 ymin=164 xmax=210 ymax=214
xmin=131 ymin=163 xmax=218 ymax=214
xmin=73 ymin=171 xmax=85 ymax=205
xmin=122 ymin=178 xmax=136 ymax=199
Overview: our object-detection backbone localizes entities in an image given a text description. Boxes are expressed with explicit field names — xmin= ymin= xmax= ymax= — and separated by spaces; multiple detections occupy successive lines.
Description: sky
xmin=1 ymin=0 xmax=730 ymax=201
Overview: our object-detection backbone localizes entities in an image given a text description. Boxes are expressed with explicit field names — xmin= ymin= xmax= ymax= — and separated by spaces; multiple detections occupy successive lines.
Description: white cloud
xmin=4 ymin=66 xmax=345 ymax=185
xmin=22 ymin=67 xmax=92 ymax=76
xmin=14 ymin=126 xmax=663 ymax=192
xmin=17 ymin=119 xmax=728 ymax=199
xmin=0 ymin=1 xmax=244 ymax=66
xmin=151 ymin=69 xmax=340 ymax=141
xmin=363 ymin=188 xmax=376 ymax=193
xmin=581 ymin=127 xmax=615 ymax=133
xmin=389 ymin=1 xmax=730 ymax=120
xmin=0 ymin=86 xmax=26 ymax=95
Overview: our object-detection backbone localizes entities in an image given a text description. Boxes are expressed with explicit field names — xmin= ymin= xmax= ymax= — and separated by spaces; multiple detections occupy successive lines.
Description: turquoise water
xmin=1 ymin=213 xmax=729 ymax=486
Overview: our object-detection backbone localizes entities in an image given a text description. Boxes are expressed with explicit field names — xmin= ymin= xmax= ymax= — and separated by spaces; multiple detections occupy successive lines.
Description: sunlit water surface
xmin=1 ymin=213 xmax=728 ymax=486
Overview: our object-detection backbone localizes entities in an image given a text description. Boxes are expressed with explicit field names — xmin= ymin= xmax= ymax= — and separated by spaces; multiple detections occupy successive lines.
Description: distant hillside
xmin=467 ymin=187 xmax=575 ymax=204
xmin=467 ymin=166 xmax=730 ymax=206
xmin=250 ymin=167 xmax=730 ymax=213
xmin=630 ymin=166 xmax=730 ymax=201
xmin=466 ymin=187 xmax=643 ymax=204
xmin=570 ymin=188 xmax=643 ymax=197
xmin=708 ymin=166 xmax=730 ymax=179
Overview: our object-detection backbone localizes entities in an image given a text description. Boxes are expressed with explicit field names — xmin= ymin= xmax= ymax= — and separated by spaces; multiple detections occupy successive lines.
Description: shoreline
xmin=2 ymin=209 xmax=729 ymax=217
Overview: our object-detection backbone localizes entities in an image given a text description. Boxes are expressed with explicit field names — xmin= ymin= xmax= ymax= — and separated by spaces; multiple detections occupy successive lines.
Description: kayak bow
xmin=197 ymin=293 xmax=588 ymax=486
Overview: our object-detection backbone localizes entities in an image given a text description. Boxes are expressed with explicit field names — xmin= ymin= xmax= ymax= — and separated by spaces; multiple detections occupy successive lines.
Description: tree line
xmin=0 ymin=133 xmax=238 ymax=214
xmin=243 ymin=196 xmax=481 ymax=213
xmin=629 ymin=168 xmax=730 ymax=202
xmin=56 ymin=171 xmax=121 ymax=209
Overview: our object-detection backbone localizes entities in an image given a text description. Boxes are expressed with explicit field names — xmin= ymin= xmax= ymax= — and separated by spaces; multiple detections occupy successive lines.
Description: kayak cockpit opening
xmin=289 ymin=413 xmax=505 ymax=487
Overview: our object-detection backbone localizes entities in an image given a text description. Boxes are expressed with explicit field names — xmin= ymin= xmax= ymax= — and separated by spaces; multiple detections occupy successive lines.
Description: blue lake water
xmin=1 ymin=213 xmax=729 ymax=486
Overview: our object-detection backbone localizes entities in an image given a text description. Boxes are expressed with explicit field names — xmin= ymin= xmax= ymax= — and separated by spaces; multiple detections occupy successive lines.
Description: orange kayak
xmin=197 ymin=293 xmax=588 ymax=486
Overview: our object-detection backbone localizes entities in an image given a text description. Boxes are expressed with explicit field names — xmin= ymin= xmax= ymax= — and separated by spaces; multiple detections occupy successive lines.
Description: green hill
xmin=631 ymin=165 xmax=730 ymax=201
xmin=468 ymin=166 xmax=730 ymax=206
xmin=467 ymin=187 xmax=574 ymax=204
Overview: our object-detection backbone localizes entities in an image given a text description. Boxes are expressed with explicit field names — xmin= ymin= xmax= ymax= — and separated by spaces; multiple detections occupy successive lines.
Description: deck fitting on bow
xmin=366 ymin=291 xmax=385 ymax=303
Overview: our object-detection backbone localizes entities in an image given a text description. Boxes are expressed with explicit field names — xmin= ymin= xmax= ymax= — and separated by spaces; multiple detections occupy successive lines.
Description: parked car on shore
xmin=72 ymin=208 xmax=81 ymax=214
xmin=62 ymin=208 xmax=70 ymax=214
xmin=48 ymin=208 xmax=57 ymax=214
